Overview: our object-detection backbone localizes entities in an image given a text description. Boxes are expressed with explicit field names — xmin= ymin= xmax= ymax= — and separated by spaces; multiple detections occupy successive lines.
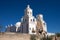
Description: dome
xmin=39 ymin=14 xmax=43 ymax=18
xmin=15 ymin=22 xmax=21 ymax=27
xmin=36 ymin=14 xmax=43 ymax=20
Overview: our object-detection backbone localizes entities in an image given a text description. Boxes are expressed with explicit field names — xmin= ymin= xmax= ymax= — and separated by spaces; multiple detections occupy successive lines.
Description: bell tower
xmin=24 ymin=5 xmax=33 ymax=17
xmin=21 ymin=5 xmax=36 ymax=34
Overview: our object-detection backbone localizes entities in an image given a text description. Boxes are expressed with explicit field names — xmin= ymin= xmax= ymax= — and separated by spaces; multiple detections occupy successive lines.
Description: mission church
xmin=6 ymin=5 xmax=47 ymax=35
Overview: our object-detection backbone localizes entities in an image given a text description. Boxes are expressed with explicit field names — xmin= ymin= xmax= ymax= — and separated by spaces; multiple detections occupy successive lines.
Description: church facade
xmin=16 ymin=5 xmax=47 ymax=35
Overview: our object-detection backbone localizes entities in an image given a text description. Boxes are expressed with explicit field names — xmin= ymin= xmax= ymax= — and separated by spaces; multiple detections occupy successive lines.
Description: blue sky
xmin=0 ymin=0 xmax=60 ymax=33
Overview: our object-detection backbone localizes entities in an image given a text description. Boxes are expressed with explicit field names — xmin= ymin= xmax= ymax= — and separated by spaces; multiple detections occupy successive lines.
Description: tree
xmin=0 ymin=25 xmax=3 ymax=32
xmin=0 ymin=26 xmax=2 ymax=32
xmin=56 ymin=33 xmax=60 ymax=37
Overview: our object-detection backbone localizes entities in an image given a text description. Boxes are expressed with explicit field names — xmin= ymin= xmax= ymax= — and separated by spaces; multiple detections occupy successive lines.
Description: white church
xmin=15 ymin=5 xmax=47 ymax=35
xmin=6 ymin=5 xmax=55 ymax=36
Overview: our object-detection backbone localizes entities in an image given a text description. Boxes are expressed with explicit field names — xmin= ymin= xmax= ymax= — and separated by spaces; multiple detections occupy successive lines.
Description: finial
xmin=6 ymin=26 xmax=7 ymax=28
xmin=11 ymin=24 xmax=13 ymax=26
xmin=27 ymin=5 xmax=30 ymax=8
xmin=8 ymin=25 xmax=10 ymax=27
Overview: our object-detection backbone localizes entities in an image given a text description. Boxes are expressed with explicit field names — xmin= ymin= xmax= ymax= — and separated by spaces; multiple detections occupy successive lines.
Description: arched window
xmin=43 ymin=23 xmax=45 ymax=25
xmin=27 ymin=11 xmax=29 ymax=14
xmin=31 ymin=19 xmax=32 ymax=21
xmin=32 ymin=28 xmax=35 ymax=33
xmin=33 ymin=19 xmax=35 ymax=22
xmin=23 ymin=19 xmax=24 ymax=22
xmin=30 ymin=12 xmax=32 ymax=15
xmin=25 ymin=19 xmax=26 ymax=22
xmin=30 ymin=28 xmax=31 ymax=30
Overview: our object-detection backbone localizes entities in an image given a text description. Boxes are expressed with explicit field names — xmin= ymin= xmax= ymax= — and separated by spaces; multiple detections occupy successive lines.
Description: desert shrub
xmin=30 ymin=35 xmax=36 ymax=40
xmin=41 ymin=36 xmax=52 ymax=40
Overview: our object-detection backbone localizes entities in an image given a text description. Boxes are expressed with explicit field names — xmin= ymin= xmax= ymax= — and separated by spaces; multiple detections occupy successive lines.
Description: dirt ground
xmin=0 ymin=32 xmax=30 ymax=40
